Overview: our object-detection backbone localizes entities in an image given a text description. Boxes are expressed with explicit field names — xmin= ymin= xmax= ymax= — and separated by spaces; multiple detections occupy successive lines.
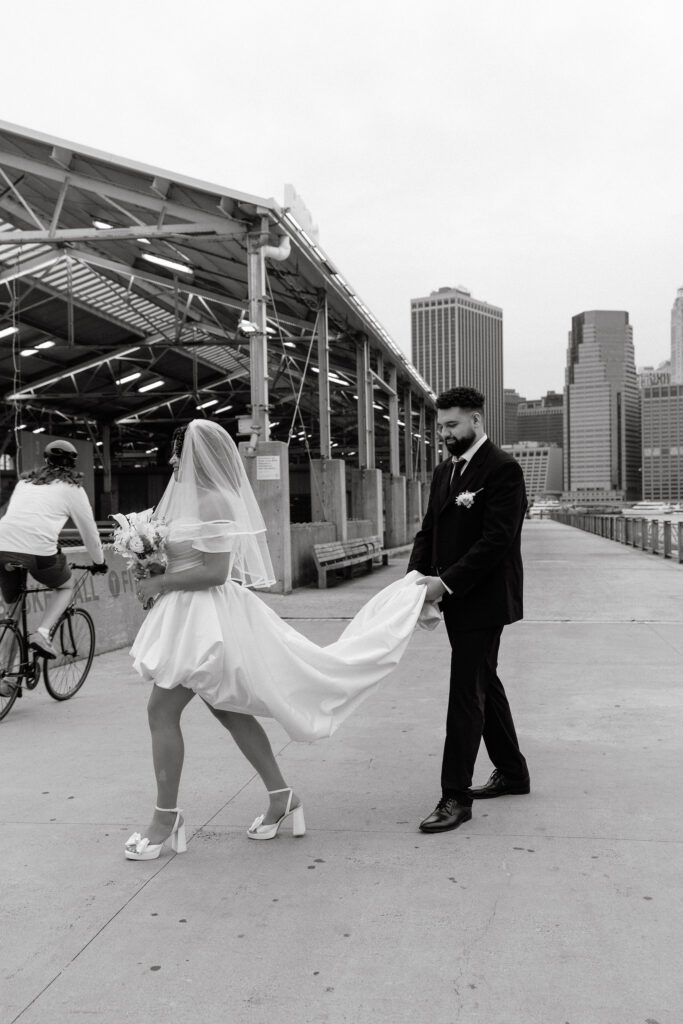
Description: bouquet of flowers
xmin=110 ymin=509 xmax=169 ymax=608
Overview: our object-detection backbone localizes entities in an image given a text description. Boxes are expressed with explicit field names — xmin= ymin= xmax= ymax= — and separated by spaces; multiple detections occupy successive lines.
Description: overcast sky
xmin=4 ymin=0 xmax=682 ymax=398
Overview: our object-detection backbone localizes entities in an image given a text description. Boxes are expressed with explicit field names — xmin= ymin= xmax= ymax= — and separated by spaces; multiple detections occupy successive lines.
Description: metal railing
xmin=58 ymin=523 xmax=115 ymax=548
xmin=549 ymin=512 xmax=683 ymax=562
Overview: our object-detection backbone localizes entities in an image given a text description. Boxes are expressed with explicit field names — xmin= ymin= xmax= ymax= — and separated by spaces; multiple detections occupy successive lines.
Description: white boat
xmin=528 ymin=499 xmax=563 ymax=519
xmin=621 ymin=501 xmax=674 ymax=517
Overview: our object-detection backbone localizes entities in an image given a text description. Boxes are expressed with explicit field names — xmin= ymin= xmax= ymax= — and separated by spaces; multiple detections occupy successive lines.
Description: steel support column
xmin=431 ymin=410 xmax=440 ymax=470
xmin=403 ymin=388 xmax=413 ymax=480
xmin=100 ymin=423 xmax=113 ymax=517
xmin=317 ymin=295 xmax=331 ymax=459
xmin=418 ymin=402 xmax=427 ymax=484
xmin=356 ymin=336 xmax=375 ymax=469
xmin=247 ymin=228 xmax=270 ymax=440
xmin=388 ymin=366 xmax=400 ymax=477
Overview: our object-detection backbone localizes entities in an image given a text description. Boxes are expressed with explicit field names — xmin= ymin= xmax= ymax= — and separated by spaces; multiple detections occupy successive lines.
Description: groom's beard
xmin=445 ymin=431 xmax=476 ymax=457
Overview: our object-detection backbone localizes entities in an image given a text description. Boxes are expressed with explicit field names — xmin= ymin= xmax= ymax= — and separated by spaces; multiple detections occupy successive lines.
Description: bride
xmin=125 ymin=419 xmax=436 ymax=861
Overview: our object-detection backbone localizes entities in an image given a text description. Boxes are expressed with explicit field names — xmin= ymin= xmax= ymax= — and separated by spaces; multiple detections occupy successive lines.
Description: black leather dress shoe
xmin=468 ymin=769 xmax=530 ymax=799
xmin=419 ymin=797 xmax=472 ymax=833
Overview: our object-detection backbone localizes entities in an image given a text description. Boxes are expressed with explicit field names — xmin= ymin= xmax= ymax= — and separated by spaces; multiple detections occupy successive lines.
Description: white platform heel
xmin=247 ymin=787 xmax=306 ymax=840
xmin=125 ymin=806 xmax=187 ymax=860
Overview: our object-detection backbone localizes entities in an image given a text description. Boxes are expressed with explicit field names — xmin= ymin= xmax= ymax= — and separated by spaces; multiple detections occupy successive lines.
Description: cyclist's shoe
xmin=28 ymin=630 xmax=57 ymax=659
xmin=0 ymin=680 xmax=17 ymax=698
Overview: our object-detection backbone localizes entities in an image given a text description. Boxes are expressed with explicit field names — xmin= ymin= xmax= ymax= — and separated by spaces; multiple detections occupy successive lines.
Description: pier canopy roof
xmin=0 ymin=121 xmax=434 ymax=470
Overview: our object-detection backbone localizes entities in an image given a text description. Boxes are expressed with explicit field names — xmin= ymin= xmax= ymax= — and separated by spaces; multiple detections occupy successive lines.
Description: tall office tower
xmin=504 ymin=388 xmax=526 ymax=444
xmin=503 ymin=442 xmax=563 ymax=498
xmin=563 ymin=311 xmax=641 ymax=503
xmin=671 ymin=288 xmax=683 ymax=384
xmin=411 ymin=286 xmax=504 ymax=443
xmin=517 ymin=390 xmax=564 ymax=447
xmin=641 ymin=384 xmax=683 ymax=501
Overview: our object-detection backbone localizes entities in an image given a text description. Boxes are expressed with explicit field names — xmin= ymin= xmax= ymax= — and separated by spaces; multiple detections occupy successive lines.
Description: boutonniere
xmin=455 ymin=488 xmax=483 ymax=509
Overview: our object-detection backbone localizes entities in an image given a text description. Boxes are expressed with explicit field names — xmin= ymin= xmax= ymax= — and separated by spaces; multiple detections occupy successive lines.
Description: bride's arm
xmin=137 ymin=551 xmax=230 ymax=601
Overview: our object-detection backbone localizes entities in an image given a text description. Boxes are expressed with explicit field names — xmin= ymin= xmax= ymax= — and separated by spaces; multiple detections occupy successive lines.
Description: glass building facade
xmin=411 ymin=287 xmax=504 ymax=444
xmin=563 ymin=311 xmax=641 ymax=501
xmin=641 ymin=384 xmax=683 ymax=500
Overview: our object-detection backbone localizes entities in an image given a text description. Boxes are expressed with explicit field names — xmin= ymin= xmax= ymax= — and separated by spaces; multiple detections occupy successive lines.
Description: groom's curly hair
xmin=436 ymin=387 xmax=485 ymax=412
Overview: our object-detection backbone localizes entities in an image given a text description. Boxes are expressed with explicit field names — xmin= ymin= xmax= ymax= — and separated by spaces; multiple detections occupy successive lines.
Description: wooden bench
xmin=312 ymin=535 xmax=388 ymax=589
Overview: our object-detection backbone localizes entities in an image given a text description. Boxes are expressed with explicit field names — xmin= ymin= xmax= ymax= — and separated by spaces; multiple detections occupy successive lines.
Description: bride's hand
xmin=137 ymin=576 xmax=164 ymax=604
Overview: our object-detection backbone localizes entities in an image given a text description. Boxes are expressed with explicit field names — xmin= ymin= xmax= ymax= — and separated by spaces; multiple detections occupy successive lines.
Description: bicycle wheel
xmin=43 ymin=608 xmax=95 ymax=701
xmin=0 ymin=619 xmax=24 ymax=721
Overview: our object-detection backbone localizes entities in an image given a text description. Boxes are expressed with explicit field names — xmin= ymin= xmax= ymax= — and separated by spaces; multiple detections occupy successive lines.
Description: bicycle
xmin=0 ymin=563 xmax=99 ymax=722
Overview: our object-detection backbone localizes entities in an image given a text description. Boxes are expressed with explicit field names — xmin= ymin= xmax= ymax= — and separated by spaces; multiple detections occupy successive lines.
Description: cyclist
xmin=0 ymin=439 xmax=107 ymax=681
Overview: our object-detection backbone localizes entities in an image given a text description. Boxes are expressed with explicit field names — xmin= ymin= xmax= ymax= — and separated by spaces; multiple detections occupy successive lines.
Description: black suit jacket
xmin=407 ymin=439 xmax=527 ymax=630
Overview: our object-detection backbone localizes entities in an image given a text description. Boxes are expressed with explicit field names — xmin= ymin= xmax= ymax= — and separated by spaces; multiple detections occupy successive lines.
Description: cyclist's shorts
xmin=0 ymin=550 xmax=71 ymax=603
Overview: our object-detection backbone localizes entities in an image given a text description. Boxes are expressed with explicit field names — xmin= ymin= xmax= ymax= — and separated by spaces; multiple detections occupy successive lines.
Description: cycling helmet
xmin=44 ymin=439 xmax=78 ymax=465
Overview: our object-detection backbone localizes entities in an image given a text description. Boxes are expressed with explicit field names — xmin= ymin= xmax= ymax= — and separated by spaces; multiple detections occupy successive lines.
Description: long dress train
xmin=131 ymin=539 xmax=438 ymax=741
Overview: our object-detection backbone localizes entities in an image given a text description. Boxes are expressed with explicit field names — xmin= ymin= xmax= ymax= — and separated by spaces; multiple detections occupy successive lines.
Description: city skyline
xmin=2 ymin=2 xmax=683 ymax=401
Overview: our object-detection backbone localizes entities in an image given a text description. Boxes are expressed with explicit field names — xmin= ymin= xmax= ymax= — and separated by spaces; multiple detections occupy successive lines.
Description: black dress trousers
xmin=440 ymin=612 xmax=528 ymax=805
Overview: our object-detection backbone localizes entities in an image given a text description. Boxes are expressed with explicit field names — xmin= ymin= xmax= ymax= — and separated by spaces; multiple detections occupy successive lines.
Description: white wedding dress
xmin=131 ymin=537 xmax=439 ymax=741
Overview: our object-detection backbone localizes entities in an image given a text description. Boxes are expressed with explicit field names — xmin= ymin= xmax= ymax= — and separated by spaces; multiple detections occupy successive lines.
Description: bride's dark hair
xmin=171 ymin=425 xmax=188 ymax=459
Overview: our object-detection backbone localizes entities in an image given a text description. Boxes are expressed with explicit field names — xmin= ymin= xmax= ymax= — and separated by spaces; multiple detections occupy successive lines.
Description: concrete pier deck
xmin=1 ymin=520 xmax=681 ymax=1024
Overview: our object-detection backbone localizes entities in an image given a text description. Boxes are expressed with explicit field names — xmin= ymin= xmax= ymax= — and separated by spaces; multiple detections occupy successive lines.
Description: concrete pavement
xmin=1 ymin=520 xmax=682 ymax=1024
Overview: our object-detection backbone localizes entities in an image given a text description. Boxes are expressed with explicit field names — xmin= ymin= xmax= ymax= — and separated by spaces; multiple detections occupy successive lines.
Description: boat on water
xmin=528 ymin=499 xmax=563 ymax=519
xmin=621 ymin=501 xmax=676 ymax=517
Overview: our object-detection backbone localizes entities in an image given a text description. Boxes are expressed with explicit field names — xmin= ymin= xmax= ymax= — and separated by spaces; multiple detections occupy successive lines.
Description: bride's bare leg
xmin=204 ymin=705 xmax=300 ymax=825
xmin=143 ymin=684 xmax=195 ymax=843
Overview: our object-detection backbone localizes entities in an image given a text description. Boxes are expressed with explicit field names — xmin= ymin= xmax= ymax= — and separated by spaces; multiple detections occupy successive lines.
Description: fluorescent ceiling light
xmin=283 ymin=341 xmax=296 ymax=348
xmin=196 ymin=398 xmax=218 ymax=410
xmin=145 ymin=448 xmax=159 ymax=454
xmin=35 ymin=340 xmax=56 ymax=350
xmin=269 ymin=421 xmax=280 ymax=428
xmin=138 ymin=380 xmax=164 ymax=393
xmin=137 ymin=238 xmax=151 ymax=245
xmin=95 ymin=441 xmax=103 ymax=446
xmin=15 ymin=424 xmax=26 ymax=430
xmin=32 ymin=427 xmax=46 ymax=434
xmin=0 ymin=326 xmax=19 ymax=340
xmin=214 ymin=404 xmax=233 ymax=414
xmin=237 ymin=319 xmax=258 ymax=335
xmin=116 ymin=371 xmax=142 ymax=385
xmin=141 ymin=253 xmax=193 ymax=275
xmin=93 ymin=219 xmax=113 ymax=229
xmin=20 ymin=348 xmax=38 ymax=357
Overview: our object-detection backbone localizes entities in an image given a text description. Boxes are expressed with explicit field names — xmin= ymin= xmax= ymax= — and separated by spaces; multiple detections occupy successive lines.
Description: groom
xmin=408 ymin=386 xmax=530 ymax=833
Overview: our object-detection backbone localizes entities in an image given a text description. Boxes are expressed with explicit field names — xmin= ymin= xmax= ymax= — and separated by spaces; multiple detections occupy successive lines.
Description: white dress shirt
xmin=441 ymin=433 xmax=488 ymax=593
xmin=450 ymin=433 xmax=488 ymax=481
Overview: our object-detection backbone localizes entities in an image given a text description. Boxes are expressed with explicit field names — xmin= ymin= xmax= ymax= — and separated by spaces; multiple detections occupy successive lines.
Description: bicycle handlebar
xmin=69 ymin=563 xmax=108 ymax=574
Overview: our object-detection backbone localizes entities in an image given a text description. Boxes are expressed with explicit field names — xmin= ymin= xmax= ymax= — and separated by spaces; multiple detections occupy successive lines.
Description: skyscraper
xmin=671 ymin=287 xmax=683 ymax=385
xmin=517 ymin=390 xmax=564 ymax=447
xmin=641 ymin=384 xmax=683 ymax=501
xmin=411 ymin=286 xmax=504 ymax=443
xmin=504 ymin=388 xmax=526 ymax=444
xmin=563 ymin=311 xmax=641 ymax=503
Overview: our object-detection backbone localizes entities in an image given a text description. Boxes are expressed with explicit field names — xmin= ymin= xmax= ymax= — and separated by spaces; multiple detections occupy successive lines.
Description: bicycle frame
xmin=3 ymin=566 xmax=93 ymax=687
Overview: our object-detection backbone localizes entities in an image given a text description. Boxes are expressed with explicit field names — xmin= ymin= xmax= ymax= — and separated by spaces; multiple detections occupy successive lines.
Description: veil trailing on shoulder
xmin=154 ymin=419 xmax=275 ymax=589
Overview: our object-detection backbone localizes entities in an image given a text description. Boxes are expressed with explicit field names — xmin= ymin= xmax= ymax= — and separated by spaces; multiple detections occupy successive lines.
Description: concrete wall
xmin=290 ymin=522 xmax=336 ymax=588
xmin=346 ymin=519 xmax=374 ymax=540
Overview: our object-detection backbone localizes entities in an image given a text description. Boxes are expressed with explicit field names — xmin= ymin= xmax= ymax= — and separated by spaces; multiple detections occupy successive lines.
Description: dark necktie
xmin=450 ymin=456 xmax=465 ymax=487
